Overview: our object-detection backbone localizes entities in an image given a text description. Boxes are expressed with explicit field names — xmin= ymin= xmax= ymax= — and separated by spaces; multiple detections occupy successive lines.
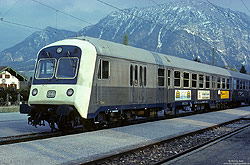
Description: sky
xmin=0 ymin=0 xmax=250 ymax=51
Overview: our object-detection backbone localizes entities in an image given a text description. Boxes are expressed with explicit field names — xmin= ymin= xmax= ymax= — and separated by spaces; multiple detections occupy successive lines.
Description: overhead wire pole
xmin=56 ymin=10 xmax=58 ymax=30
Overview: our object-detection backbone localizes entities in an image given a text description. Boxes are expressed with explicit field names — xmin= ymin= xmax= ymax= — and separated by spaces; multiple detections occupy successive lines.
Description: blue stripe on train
xmin=87 ymin=103 xmax=168 ymax=118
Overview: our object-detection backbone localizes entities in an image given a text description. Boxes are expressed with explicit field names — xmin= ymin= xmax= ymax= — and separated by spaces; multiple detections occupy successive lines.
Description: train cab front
xmin=20 ymin=40 xmax=97 ymax=130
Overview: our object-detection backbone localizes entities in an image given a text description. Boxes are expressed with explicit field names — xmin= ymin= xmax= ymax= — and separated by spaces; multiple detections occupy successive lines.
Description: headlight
xmin=32 ymin=88 xmax=38 ymax=96
xmin=57 ymin=47 xmax=63 ymax=54
xmin=66 ymin=88 xmax=74 ymax=96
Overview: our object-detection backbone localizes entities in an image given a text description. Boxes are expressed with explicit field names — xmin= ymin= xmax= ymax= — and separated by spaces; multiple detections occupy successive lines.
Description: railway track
xmin=1 ymin=108 xmax=247 ymax=148
xmin=0 ymin=131 xmax=63 ymax=146
xmin=0 ymin=110 xmax=200 ymax=146
xmin=0 ymin=127 xmax=87 ymax=146
xmin=84 ymin=117 xmax=250 ymax=165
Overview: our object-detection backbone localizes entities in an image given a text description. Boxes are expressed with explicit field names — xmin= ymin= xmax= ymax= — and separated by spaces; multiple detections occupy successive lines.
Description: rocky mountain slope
xmin=0 ymin=27 xmax=76 ymax=71
xmin=1 ymin=0 xmax=250 ymax=71
xmin=79 ymin=0 xmax=250 ymax=70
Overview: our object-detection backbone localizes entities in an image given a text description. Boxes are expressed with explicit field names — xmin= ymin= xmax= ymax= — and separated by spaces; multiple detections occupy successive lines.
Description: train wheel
xmin=82 ymin=119 xmax=96 ymax=131
xmin=57 ymin=116 xmax=73 ymax=131
xmin=56 ymin=112 xmax=77 ymax=131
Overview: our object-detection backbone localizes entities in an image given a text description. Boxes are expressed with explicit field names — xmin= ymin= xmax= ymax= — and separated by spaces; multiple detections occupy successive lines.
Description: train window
xmin=237 ymin=80 xmax=240 ymax=89
xmin=56 ymin=57 xmax=79 ymax=79
xmin=234 ymin=79 xmax=237 ymax=90
xmin=102 ymin=61 xmax=110 ymax=79
xmin=174 ymin=71 xmax=181 ymax=87
xmin=227 ymin=79 xmax=230 ymax=89
xmin=183 ymin=72 xmax=189 ymax=88
xmin=222 ymin=78 xmax=226 ymax=89
xmin=130 ymin=65 xmax=133 ymax=86
xmin=167 ymin=70 xmax=171 ymax=87
xmin=243 ymin=81 xmax=246 ymax=89
xmin=144 ymin=67 xmax=147 ymax=86
xmin=0 ymin=74 xmax=2 ymax=78
xmin=98 ymin=61 xmax=102 ymax=79
xmin=199 ymin=74 xmax=204 ymax=88
xmin=36 ymin=58 xmax=56 ymax=79
xmin=240 ymin=80 xmax=242 ymax=89
xmin=135 ymin=65 xmax=138 ymax=86
xmin=212 ymin=76 xmax=216 ymax=89
xmin=140 ymin=66 xmax=143 ymax=86
xmin=246 ymin=81 xmax=249 ymax=90
xmin=217 ymin=77 xmax=221 ymax=89
xmin=98 ymin=60 xmax=110 ymax=79
xmin=192 ymin=74 xmax=197 ymax=88
xmin=206 ymin=76 xmax=210 ymax=89
xmin=158 ymin=68 xmax=165 ymax=87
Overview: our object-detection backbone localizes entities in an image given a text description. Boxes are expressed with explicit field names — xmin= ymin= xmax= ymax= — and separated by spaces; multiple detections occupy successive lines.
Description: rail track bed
xmin=0 ymin=131 xmax=62 ymax=146
xmin=0 ymin=109 xmax=224 ymax=145
xmin=1 ymin=107 xmax=250 ymax=164
xmin=0 ymin=113 xmax=50 ymax=138
xmin=92 ymin=118 xmax=250 ymax=164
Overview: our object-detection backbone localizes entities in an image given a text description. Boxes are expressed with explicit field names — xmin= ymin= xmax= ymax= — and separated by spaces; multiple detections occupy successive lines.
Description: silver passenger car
xmin=20 ymin=36 xmax=250 ymax=130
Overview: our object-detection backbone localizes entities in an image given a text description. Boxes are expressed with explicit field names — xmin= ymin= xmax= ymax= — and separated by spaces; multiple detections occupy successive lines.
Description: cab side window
xmin=98 ymin=59 xmax=110 ymax=79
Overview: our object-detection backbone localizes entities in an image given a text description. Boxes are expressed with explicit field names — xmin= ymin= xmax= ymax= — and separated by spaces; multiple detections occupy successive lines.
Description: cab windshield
xmin=35 ymin=57 xmax=79 ymax=79
xmin=36 ymin=58 xmax=56 ymax=79
xmin=56 ymin=57 xmax=78 ymax=79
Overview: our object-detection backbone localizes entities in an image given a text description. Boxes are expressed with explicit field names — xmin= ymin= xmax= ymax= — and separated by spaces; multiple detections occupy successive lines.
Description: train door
xmin=130 ymin=64 xmax=147 ymax=103
xmin=130 ymin=64 xmax=138 ymax=103
xmin=97 ymin=58 xmax=110 ymax=104
xmin=157 ymin=67 xmax=165 ymax=104
xmin=138 ymin=66 xmax=147 ymax=103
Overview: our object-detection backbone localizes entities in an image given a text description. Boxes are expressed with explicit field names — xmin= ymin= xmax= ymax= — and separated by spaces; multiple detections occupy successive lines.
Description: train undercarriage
xmin=20 ymin=100 xmax=246 ymax=132
xmin=19 ymin=101 xmax=229 ymax=132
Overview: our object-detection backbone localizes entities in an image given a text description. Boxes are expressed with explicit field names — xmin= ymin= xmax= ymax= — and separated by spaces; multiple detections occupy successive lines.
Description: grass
xmin=0 ymin=106 xmax=19 ymax=113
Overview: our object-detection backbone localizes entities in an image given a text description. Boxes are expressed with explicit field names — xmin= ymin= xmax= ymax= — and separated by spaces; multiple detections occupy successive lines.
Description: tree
xmin=240 ymin=65 xmax=247 ymax=74
xmin=229 ymin=67 xmax=238 ymax=72
xmin=123 ymin=33 xmax=129 ymax=46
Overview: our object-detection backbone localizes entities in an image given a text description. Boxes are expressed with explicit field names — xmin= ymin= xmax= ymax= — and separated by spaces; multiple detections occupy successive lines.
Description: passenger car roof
xmin=76 ymin=36 xmax=250 ymax=80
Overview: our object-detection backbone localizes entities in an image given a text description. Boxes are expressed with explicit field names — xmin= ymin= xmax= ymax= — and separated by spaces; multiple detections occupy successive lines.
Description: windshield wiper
xmin=67 ymin=51 xmax=77 ymax=70
xmin=45 ymin=51 xmax=56 ymax=68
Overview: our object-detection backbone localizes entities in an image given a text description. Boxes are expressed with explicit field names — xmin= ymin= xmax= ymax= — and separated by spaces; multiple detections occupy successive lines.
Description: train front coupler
xmin=20 ymin=104 xmax=47 ymax=127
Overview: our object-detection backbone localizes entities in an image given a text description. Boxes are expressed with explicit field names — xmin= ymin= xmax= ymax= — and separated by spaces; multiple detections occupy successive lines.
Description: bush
xmin=0 ymin=86 xmax=30 ymax=104
xmin=18 ymin=86 xmax=31 ymax=102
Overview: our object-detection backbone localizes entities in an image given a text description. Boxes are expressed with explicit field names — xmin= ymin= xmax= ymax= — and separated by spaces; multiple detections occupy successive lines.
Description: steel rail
xmin=81 ymin=117 xmax=250 ymax=164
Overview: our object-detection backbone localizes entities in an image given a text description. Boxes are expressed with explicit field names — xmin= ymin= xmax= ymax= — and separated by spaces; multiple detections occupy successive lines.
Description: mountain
xmin=0 ymin=27 xmax=76 ymax=71
xmin=1 ymin=0 xmax=250 ymax=72
xmin=78 ymin=0 xmax=250 ymax=70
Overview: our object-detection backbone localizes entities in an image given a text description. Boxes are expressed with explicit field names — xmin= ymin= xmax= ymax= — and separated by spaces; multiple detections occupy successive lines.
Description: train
xmin=20 ymin=36 xmax=250 ymax=130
